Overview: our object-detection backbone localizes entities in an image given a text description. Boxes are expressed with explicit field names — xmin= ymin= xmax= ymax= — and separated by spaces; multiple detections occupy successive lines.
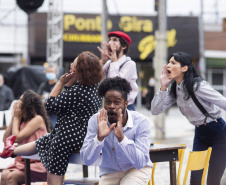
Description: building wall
xmin=205 ymin=32 xmax=226 ymax=51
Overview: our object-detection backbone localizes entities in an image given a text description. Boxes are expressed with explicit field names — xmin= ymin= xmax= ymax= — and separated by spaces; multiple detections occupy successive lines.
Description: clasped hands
xmin=97 ymin=108 xmax=124 ymax=143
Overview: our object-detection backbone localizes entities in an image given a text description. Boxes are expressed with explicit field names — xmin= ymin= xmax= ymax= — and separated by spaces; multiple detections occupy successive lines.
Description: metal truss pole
xmin=46 ymin=0 xmax=63 ymax=67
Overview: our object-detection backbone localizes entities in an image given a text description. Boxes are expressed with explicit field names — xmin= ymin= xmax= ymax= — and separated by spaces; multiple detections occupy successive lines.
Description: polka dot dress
xmin=35 ymin=82 xmax=102 ymax=176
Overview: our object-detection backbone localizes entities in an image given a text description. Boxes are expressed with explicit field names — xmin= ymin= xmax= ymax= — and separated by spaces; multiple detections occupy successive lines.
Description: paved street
xmin=1 ymin=105 xmax=226 ymax=184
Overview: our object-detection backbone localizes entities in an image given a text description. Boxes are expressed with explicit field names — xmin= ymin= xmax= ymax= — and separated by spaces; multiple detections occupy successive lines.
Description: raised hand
xmin=109 ymin=42 xmax=117 ymax=62
xmin=64 ymin=72 xmax=77 ymax=87
xmin=13 ymin=101 xmax=22 ymax=119
xmin=59 ymin=73 xmax=74 ymax=85
xmin=97 ymin=108 xmax=116 ymax=141
xmin=97 ymin=42 xmax=111 ymax=64
xmin=113 ymin=109 xmax=124 ymax=142
xmin=160 ymin=64 xmax=173 ymax=91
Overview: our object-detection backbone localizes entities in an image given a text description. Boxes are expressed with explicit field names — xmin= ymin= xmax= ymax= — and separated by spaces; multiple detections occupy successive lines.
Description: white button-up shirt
xmin=102 ymin=55 xmax=138 ymax=105
xmin=80 ymin=110 xmax=152 ymax=177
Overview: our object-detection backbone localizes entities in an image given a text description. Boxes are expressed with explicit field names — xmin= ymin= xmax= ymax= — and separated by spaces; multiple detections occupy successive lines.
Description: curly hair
xmin=75 ymin=51 xmax=103 ymax=86
xmin=20 ymin=90 xmax=51 ymax=132
xmin=98 ymin=76 xmax=132 ymax=101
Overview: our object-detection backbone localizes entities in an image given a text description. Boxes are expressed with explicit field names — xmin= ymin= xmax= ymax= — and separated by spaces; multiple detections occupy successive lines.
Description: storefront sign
xmin=29 ymin=13 xmax=199 ymax=62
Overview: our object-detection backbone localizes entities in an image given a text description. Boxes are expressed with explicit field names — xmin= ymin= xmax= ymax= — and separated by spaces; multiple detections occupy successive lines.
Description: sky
xmin=0 ymin=0 xmax=225 ymax=54
xmin=39 ymin=0 xmax=226 ymax=24
xmin=0 ymin=0 xmax=226 ymax=25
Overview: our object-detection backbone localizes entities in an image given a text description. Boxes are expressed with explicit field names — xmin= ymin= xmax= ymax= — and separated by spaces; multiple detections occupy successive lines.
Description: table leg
xmin=169 ymin=161 xmax=177 ymax=185
xmin=83 ymin=165 xmax=88 ymax=177
xmin=24 ymin=159 xmax=31 ymax=185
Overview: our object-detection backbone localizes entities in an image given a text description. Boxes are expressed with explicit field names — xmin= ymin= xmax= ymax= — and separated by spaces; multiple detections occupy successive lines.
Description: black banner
xmin=28 ymin=13 xmax=199 ymax=62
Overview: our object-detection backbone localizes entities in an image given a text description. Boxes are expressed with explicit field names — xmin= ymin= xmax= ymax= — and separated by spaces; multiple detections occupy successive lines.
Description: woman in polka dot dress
xmin=0 ymin=51 xmax=104 ymax=185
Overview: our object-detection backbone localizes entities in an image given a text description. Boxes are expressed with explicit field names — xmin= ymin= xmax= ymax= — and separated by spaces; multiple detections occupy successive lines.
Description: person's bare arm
xmin=12 ymin=115 xmax=45 ymax=143
xmin=3 ymin=101 xmax=19 ymax=142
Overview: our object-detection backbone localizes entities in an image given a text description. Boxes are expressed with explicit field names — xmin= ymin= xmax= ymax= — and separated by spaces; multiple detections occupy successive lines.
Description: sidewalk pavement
xmin=0 ymin=106 xmax=226 ymax=184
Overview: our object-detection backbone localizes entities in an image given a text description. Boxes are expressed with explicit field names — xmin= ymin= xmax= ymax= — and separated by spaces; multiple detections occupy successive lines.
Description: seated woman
xmin=0 ymin=51 xmax=104 ymax=185
xmin=0 ymin=90 xmax=51 ymax=185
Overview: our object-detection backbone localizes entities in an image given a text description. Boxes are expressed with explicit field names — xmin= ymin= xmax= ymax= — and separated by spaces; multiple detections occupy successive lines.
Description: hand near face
xmin=97 ymin=42 xmax=111 ymax=65
xmin=160 ymin=64 xmax=173 ymax=91
xmin=13 ymin=101 xmax=22 ymax=119
xmin=97 ymin=108 xmax=116 ymax=141
xmin=64 ymin=72 xmax=77 ymax=87
xmin=109 ymin=43 xmax=118 ymax=62
xmin=113 ymin=109 xmax=124 ymax=142
xmin=59 ymin=73 xmax=74 ymax=85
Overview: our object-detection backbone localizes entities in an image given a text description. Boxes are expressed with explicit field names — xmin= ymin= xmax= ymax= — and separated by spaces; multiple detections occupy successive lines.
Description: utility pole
xmin=199 ymin=0 xmax=205 ymax=79
xmin=100 ymin=0 xmax=108 ymax=109
xmin=153 ymin=0 xmax=167 ymax=139
xmin=101 ymin=0 xmax=108 ymax=47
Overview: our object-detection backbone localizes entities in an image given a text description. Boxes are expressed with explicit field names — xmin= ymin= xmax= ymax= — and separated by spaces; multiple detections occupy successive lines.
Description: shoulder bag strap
xmin=190 ymin=92 xmax=217 ymax=124
xmin=106 ymin=59 xmax=130 ymax=77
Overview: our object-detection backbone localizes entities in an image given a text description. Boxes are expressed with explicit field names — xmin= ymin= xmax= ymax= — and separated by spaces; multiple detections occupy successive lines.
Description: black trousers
xmin=190 ymin=118 xmax=226 ymax=185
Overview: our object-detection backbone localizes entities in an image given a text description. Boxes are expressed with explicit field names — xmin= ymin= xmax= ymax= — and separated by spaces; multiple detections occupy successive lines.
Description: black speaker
xmin=16 ymin=0 xmax=45 ymax=14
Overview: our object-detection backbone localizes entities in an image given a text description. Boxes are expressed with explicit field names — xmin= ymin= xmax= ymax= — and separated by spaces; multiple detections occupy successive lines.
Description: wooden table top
xmin=22 ymin=143 xmax=186 ymax=160
xmin=150 ymin=143 xmax=186 ymax=152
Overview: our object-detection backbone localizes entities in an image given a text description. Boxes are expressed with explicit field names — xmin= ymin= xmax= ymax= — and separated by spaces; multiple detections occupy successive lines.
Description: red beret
xmin=108 ymin=31 xmax=131 ymax=46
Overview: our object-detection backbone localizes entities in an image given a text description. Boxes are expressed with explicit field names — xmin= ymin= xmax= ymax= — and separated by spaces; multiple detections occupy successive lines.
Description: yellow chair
xmin=182 ymin=147 xmax=212 ymax=185
xmin=148 ymin=144 xmax=186 ymax=185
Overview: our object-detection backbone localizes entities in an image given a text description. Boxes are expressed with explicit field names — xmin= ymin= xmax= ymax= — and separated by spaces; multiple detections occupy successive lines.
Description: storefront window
xmin=212 ymin=73 xmax=223 ymax=85
xmin=207 ymin=69 xmax=226 ymax=96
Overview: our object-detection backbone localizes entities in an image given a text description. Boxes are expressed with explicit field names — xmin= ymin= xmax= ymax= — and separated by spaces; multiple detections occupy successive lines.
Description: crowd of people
xmin=0 ymin=31 xmax=226 ymax=185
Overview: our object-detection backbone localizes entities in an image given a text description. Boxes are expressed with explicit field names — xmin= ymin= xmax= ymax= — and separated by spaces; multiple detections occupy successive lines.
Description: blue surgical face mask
xmin=46 ymin=72 xmax=56 ymax=80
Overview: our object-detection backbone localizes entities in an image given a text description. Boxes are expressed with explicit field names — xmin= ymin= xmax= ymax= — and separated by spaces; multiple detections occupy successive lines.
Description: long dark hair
xmin=169 ymin=52 xmax=203 ymax=100
xmin=20 ymin=90 xmax=51 ymax=132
